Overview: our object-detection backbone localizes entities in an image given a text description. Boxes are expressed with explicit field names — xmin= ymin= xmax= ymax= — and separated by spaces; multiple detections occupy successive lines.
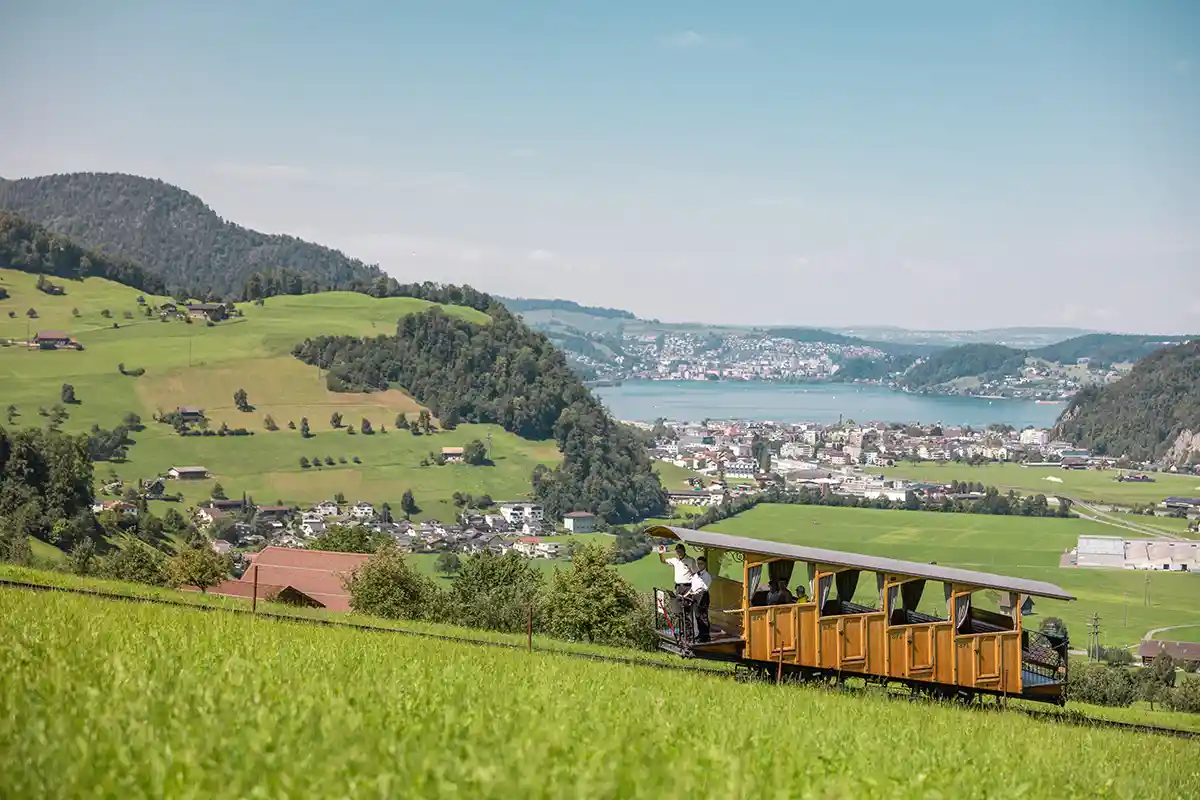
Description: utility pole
xmin=1086 ymin=613 xmax=1101 ymax=662
xmin=1123 ymin=593 xmax=1128 ymax=628
xmin=1144 ymin=572 xmax=1151 ymax=608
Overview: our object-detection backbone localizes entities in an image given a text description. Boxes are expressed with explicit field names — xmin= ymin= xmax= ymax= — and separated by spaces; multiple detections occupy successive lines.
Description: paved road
xmin=1142 ymin=624 xmax=1200 ymax=642
xmin=1072 ymin=499 xmax=1184 ymax=540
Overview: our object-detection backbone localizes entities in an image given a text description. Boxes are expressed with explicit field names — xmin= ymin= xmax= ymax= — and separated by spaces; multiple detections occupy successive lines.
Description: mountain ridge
xmin=0 ymin=172 xmax=383 ymax=295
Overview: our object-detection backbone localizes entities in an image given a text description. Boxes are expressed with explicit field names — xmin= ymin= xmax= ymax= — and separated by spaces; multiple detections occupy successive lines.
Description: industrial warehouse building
xmin=1073 ymin=536 xmax=1200 ymax=571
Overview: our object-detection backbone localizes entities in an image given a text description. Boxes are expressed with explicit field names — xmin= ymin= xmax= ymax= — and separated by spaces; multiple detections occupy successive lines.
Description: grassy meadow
xmin=701 ymin=504 xmax=1200 ymax=646
xmin=3 ymin=588 xmax=1196 ymax=798
xmin=880 ymin=461 xmax=1200 ymax=505
xmin=0 ymin=268 xmax=557 ymax=521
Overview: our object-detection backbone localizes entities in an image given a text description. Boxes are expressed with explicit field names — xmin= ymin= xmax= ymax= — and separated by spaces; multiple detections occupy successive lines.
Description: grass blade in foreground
xmin=1 ymin=590 xmax=1197 ymax=798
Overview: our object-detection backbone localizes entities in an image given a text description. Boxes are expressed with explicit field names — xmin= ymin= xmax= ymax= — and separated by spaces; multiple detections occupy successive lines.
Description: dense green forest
xmin=832 ymin=354 xmax=912 ymax=382
xmin=500 ymin=297 xmax=636 ymax=319
xmin=292 ymin=307 xmax=668 ymax=522
xmin=0 ymin=173 xmax=381 ymax=295
xmin=0 ymin=425 xmax=96 ymax=557
xmin=1032 ymin=333 xmax=1195 ymax=367
xmin=1053 ymin=342 xmax=1200 ymax=463
xmin=899 ymin=343 xmax=1028 ymax=389
xmin=0 ymin=212 xmax=166 ymax=294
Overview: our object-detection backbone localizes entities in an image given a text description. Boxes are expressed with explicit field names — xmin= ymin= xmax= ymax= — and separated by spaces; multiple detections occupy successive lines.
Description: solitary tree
xmin=210 ymin=482 xmax=228 ymax=500
xmin=463 ymin=439 xmax=488 ymax=465
xmin=26 ymin=308 xmax=38 ymax=318
xmin=71 ymin=307 xmax=80 ymax=317
xmin=166 ymin=546 xmax=228 ymax=593
xmin=263 ymin=414 xmax=278 ymax=431
xmin=100 ymin=308 xmax=111 ymax=318
xmin=400 ymin=489 xmax=418 ymax=519
xmin=61 ymin=383 xmax=77 ymax=404
xmin=435 ymin=552 xmax=462 ymax=575
xmin=5 ymin=405 xmax=17 ymax=423
xmin=361 ymin=417 xmax=374 ymax=435
xmin=234 ymin=388 xmax=251 ymax=412
xmin=299 ymin=417 xmax=311 ymax=438
xmin=299 ymin=456 xmax=310 ymax=468
xmin=395 ymin=413 xmax=409 ymax=430
xmin=330 ymin=411 xmax=343 ymax=428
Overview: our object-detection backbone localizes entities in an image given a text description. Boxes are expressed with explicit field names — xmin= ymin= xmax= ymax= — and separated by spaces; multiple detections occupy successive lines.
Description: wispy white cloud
xmin=527 ymin=249 xmax=556 ymax=263
xmin=660 ymin=31 xmax=744 ymax=50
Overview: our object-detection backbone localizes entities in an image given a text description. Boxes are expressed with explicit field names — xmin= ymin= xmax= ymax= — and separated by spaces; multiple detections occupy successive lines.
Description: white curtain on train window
xmin=746 ymin=564 xmax=762 ymax=600
xmin=954 ymin=594 xmax=971 ymax=632
xmin=818 ymin=573 xmax=834 ymax=610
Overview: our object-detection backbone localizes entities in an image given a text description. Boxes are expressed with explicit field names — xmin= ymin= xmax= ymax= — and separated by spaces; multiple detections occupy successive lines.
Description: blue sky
xmin=2 ymin=1 xmax=1197 ymax=331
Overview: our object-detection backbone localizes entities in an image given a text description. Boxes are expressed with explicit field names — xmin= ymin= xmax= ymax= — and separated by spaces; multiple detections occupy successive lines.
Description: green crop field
xmin=880 ymin=461 xmax=1200 ymax=505
xmin=1153 ymin=625 xmax=1200 ymax=643
xmin=696 ymin=505 xmax=1199 ymax=646
xmin=3 ymin=588 xmax=1195 ymax=798
xmin=0 ymin=268 xmax=558 ymax=521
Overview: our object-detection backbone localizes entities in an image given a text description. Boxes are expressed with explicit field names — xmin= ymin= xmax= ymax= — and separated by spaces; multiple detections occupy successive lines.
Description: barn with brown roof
xmin=196 ymin=546 xmax=371 ymax=611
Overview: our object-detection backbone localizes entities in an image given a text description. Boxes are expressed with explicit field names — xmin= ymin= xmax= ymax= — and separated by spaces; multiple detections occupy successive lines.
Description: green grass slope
xmin=0 ymin=268 xmax=557 ymax=519
xmin=706 ymin=504 xmax=1199 ymax=646
xmin=879 ymin=462 xmax=1200 ymax=506
xmin=2 ymin=588 xmax=1194 ymax=798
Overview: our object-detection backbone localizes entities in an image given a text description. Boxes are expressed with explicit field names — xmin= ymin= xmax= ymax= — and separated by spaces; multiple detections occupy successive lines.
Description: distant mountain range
xmin=498 ymin=295 xmax=1193 ymax=387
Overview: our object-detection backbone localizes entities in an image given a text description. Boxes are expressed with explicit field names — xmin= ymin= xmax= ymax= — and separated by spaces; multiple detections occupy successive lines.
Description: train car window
xmin=820 ymin=569 xmax=879 ymax=616
xmin=956 ymin=589 xmax=1015 ymax=635
xmin=888 ymin=579 xmax=947 ymax=626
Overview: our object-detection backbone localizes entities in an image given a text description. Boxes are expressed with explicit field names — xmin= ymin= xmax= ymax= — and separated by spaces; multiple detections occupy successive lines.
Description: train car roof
xmin=646 ymin=525 xmax=1076 ymax=601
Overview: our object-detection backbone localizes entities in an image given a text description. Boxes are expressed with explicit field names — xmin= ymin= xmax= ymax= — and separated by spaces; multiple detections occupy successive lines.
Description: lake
xmin=593 ymin=381 xmax=1064 ymax=429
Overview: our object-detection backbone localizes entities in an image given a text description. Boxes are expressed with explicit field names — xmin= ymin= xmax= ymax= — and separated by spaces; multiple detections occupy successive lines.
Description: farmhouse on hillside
xmin=32 ymin=330 xmax=77 ymax=349
xmin=441 ymin=446 xmax=465 ymax=463
xmin=562 ymin=511 xmax=596 ymax=533
xmin=175 ymin=406 xmax=206 ymax=423
xmin=186 ymin=302 xmax=226 ymax=321
xmin=201 ymin=546 xmax=371 ymax=611
xmin=168 ymin=465 xmax=209 ymax=480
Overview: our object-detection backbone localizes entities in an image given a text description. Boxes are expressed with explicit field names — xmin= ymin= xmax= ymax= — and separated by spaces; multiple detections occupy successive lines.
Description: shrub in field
xmin=541 ymin=542 xmax=656 ymax=650
xmin=1066 ymin=663 xmax=1138 ymax=707
xmin=166 ymin=547 xmax=229 ymax=592
xmin=446 ymin=552 xmax=543 ymax=633
xmin=101 ymin=539 xmax=168 ymax=586
xmin=1166 ymin=676 xmax=1200 ymax=713
xmin=346 ymin=544 xmax=440 ymax=620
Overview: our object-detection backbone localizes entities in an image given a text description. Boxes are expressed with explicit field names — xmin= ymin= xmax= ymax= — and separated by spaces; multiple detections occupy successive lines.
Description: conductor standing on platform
xmin=686 ymin=556 xmax=713 ymax=642
xmin=659 ymin=543 xmax=696 ymax=595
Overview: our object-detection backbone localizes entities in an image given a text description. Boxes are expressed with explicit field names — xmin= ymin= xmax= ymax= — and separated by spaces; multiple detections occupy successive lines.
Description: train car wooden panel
xmin=649 ymin=526 xmax=1074 ymax=705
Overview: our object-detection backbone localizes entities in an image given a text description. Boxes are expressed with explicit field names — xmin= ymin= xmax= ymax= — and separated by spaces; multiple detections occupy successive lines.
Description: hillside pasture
xmin=703 ymin=504 xmax=1199 ymax=646
xmin=3 ymin=588 xmax=1194 ymax=798
xmin=881 ymin=461 xmax=1200 ymax=505
xmin=0 ymin=269 xmax=555 ymax=520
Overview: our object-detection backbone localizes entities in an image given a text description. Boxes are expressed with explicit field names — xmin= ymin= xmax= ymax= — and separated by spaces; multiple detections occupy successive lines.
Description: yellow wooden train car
xmin=647 ymin=526 xmax=1074 ymax=705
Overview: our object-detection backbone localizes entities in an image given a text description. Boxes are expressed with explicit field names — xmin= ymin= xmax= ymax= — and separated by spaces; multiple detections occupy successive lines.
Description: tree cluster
xmin=345 ymin=543 xmax=655 ymax=650
xmin=900 ymin=343 xmax=1028 ymax=390
xmin=0 ymin=424 xmax=95 ymax=550
xmin=0 ymin=210 xmax=166 ymax=294
xmin=293 ymin=306 xmax=667 ymax=523
xmin=1052 ymin=342 xmax=1200 ymax=463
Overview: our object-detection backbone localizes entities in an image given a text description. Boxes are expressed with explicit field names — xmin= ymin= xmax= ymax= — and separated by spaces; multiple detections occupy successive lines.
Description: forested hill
xmin=1032 ymin=333 xmax=1195 ymax=367
xmin=0 ymin=173 xmax=381 ymax=295
xmin=501 ymin=297 xmax=636 ymax=319
xmin=0 ymin=212 xmax=165 ymax=294
xmin=899 ymin=343 xmax=1027 ymax=389
xmin=293 ymin=306 xmax=669 ymax=523
xmin=1053 ymin=342 xmax=1200 ymax=464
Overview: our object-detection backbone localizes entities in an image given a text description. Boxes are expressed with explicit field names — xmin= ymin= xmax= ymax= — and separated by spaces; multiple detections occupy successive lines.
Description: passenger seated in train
xmin=766 ymin=580 xmax=795 ymax=606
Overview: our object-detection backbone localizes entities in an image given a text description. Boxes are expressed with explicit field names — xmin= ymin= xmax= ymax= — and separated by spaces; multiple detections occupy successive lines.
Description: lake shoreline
xmin=594 ymin=380 xmax=1064 ymax=429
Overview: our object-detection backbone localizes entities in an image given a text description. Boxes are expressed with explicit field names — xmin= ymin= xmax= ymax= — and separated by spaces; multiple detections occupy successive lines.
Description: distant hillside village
xmin=101 ymin=469 xmax=603 ymax=562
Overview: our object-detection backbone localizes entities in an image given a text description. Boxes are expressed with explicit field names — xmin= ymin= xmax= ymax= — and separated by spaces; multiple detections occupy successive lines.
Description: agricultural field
xmin=699 ymin=504 xmax=1200 ymax=647
xmin=3 ymin=588 xmax=1195 ymax=798
xmin=0 ymin=268 xmax=558 ymax=521
xmin=880 ymin=461 xmax=1200 ymax=505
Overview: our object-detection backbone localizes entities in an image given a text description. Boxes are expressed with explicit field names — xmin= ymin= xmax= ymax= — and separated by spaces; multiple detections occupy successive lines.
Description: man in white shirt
xmin=659 ymin=543 xmax=696 ymax=595
xmin=686 ymin=556 xmax=713 ymax=642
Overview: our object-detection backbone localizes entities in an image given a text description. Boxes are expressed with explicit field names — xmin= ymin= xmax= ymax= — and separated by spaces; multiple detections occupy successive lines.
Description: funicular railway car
xmin=648 ymin=526 xmax=1074 ymax=705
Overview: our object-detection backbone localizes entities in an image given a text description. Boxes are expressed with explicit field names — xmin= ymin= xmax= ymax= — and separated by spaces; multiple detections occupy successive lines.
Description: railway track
xmin=3 ymin=578 xmax=1196 ymax=741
